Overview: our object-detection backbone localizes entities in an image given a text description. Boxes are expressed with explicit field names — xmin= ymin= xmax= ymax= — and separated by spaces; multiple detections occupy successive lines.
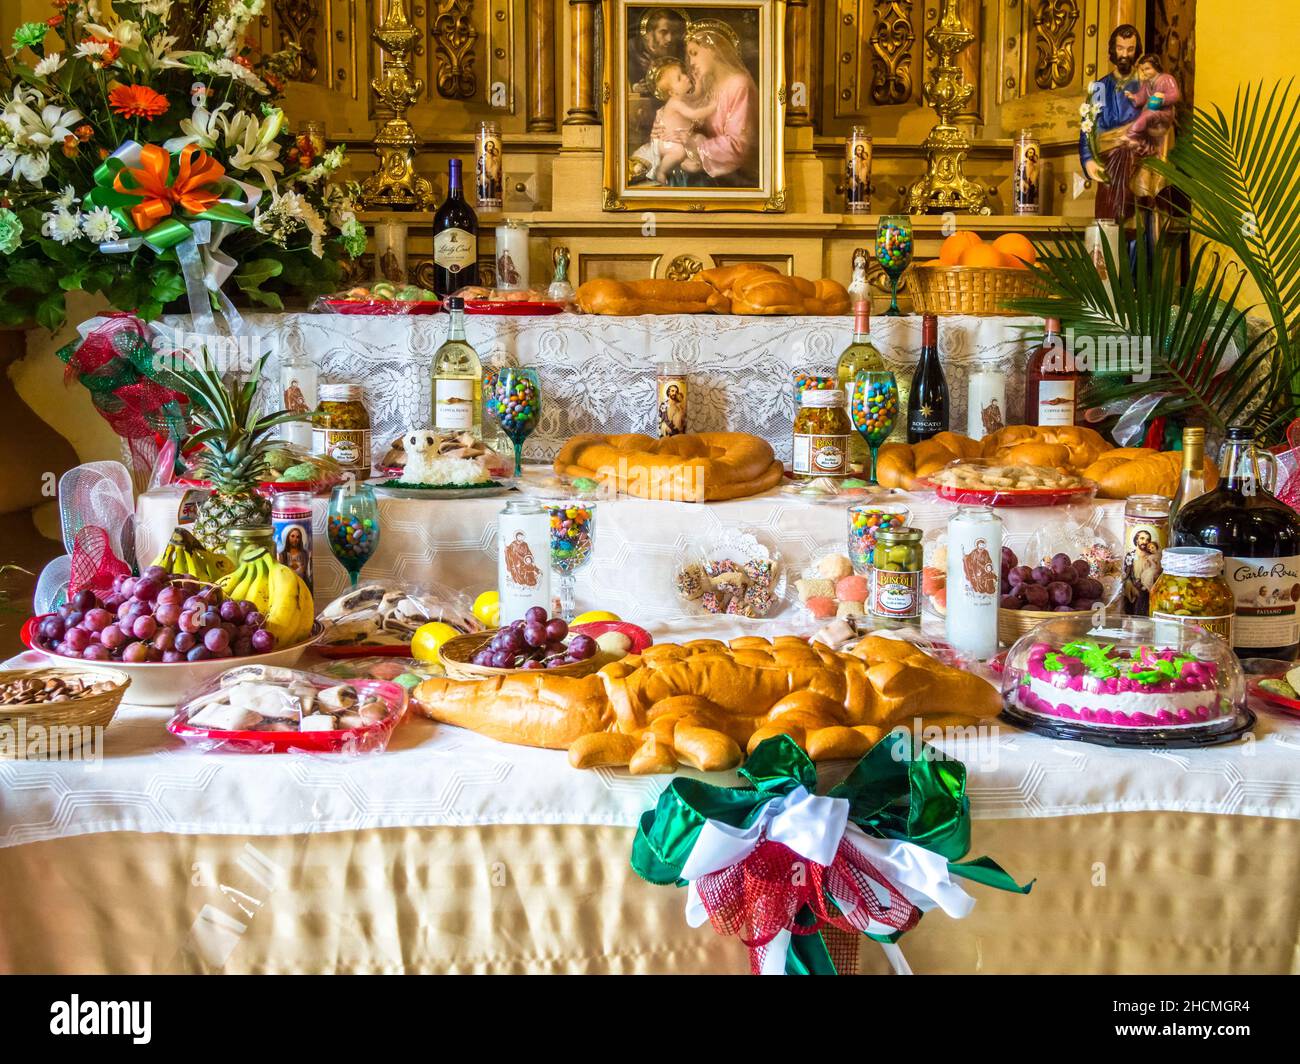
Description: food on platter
xmin=375 ymin=429 xmax=508 ymax=487
xmin=928 ymin=461 xmax=1085 ymax=493
xmin=151 ymin=526 xmax=235 ymax=583
xmin=1082 ymin=447 xmax=1220 ymax=499
xmin=0 ymin=673 xmax=120 ymax=705
xmin=796 ymin=553 xmax=868 ymax=621
xmin=998 ymin=547 xmax=1108 ymax=613
xmin=874 ymin=432 xmax=983 ymax=490
xmin=412 ymin=634 xmax=1001 ymax=774
xmin=317 ymin=582 xmax=480 ymax=649
xmin=980 ymin=425 xmax=1112 ymax=473
xmin=674 ymin=528 xmax=783 ymax=619
xmin=29 ymin=563 xmax=307 ymax=663
xmin=318 ymin=283 xmax=441 ymax=313
xmin=781 ymin=475 xmax=873 ymax=501
xmin=214 ymin=549 xmax=316 ymax=646
xmin=452 ymin=285 xmax=553 ymax=302
xmin=576 ymin=278 xmax=715 ymax=315
xmin=465 ymin=607 xmax=601 ymax=670
xmin=1257 ymin=664 xmax=1300 ymax=702
xmin=696 ymin=264 xmax=851 ymax=316
xmin=181 ymin=444 xmax=348 ymax=495
xmin=554 ymin=432 xmax=784 ymax=502
xmin=317 ymin=656 xmax=440 ymax=688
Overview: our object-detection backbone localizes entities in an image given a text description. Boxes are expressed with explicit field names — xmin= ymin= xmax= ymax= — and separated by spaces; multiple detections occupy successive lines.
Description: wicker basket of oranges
xmin=910 ymin=232 xmax=1044 ymax=316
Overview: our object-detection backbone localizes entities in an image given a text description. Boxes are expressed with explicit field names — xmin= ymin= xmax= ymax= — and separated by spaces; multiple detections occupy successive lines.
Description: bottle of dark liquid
xmin=1023 ymin=317 xmax=1079 ymax=426
xmin=906 ymin=313 xmax=948 ymax=443
xmin=432 ymin=158 xmax=478 ymax=297
xmin=1173 ymin=426 xmax=1300 ymax=660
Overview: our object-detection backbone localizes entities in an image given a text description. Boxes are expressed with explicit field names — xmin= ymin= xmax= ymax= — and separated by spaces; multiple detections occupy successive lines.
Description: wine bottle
xmin=906 ymin=313 xmax=948 ymax=443
xmin=836 ymin=301 xmax=885 ymax=468
xmin=432 ymin=297 xmax=483 ymax=437
xmin=1173 ymin=426 xmax=1300 ymax=660
xmin=1023 ymin=317 xmax=1079 ymax=426
xmin=433 ymin=158 xmax=478 ymax=297
xmin=1170 ymin=426 xmax=1207 ymax=521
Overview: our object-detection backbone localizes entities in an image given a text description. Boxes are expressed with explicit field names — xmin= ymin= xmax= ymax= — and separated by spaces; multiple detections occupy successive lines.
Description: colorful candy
xmin=496 ymin=372 xmax=540 ymax=441
xmin=847 ymin=505 xmax=909 ymax=573
xmin=849 ymin=377 xmax=898 ymax=443
xmin=875 ymin=222 xmax=913 ymax=271
xmin=548 ymin=503 xmax=595 ymax=574
xmin=328 ymin=513 xmax=378 ymax=562
xmin=791 ymin=372 xmax=836 ymax=403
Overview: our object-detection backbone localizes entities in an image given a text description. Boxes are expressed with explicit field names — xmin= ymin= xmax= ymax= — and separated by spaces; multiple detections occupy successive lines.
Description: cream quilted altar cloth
xmin=144 ymin=311 xmax=1044 ymax=466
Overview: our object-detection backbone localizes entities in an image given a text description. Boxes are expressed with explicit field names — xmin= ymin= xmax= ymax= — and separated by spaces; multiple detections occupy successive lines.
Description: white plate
xmin=367 ymin=478 xmax=516 ymax=500
xmin=28 ymin=624 xmax=323 ymax=707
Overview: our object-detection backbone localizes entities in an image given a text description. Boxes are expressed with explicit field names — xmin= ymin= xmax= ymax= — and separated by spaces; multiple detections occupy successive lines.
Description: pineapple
xmin=164 ymin=350 xmax=307 ymax=552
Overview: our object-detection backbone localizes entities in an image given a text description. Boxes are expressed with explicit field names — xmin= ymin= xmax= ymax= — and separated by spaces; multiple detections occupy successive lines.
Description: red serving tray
xmin=921 ymin=480 xmax=1097 ymax=508
xmin=570 ymin=620 xmax=654 ymax=653
xmin=315 ymin=641 xmax=418 ymax=659
xmin=314 ymin=620 xmax=651 ymax=661
xmin=464 ymin=299 xmax=566 ymax=316
xmin=1247 ymin=678 xmax=1300 ymax=718
xmin=166 ymin=678 xmax=408 ymax=752
xmin=177 ymin=475 xmax=344 ymax=496
xmin=320 ymin=299 xmax=442 ymax=315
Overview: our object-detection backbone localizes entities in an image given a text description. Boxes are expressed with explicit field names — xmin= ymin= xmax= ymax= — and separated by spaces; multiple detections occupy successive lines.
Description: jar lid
xmin=226 ymin=525 xmax=272 ymax=539
xmin=500 ymin=218 xmax=528 ymax=230
xmin=1160 ymin=546 xmax=1223 ymax=577
xmin=319 ymin=383 xmax=363 ymax=402
xmin=877 ymin=526 xmax=922 ymax=544
xmin=502 ymin=499 xmax=544 ymax=514
xmin=800 ymin=388 xmax=846 ymax=408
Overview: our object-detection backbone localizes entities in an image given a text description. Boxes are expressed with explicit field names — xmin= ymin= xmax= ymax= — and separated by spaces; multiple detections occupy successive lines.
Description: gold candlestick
xmin=904 ymin=0 xmax=990 ymax=216
xmin=361 ymin=0 xmax=437 ymax=210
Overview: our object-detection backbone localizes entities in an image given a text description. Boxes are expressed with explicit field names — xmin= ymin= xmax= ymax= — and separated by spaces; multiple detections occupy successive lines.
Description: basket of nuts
xmin=0 ymin=667 xmax=130 ymax=757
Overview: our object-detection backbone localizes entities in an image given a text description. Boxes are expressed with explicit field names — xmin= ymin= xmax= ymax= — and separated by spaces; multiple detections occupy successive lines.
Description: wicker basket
xmin=910 ymin=264 xmax=1043 ymax=317
xmin=998 ymin=607 xmax=1092 ymax=647
xmin=0 ymin=666 xmax=130 ymax=757
xmin=439 ymin=631 xmax=603 ymax=681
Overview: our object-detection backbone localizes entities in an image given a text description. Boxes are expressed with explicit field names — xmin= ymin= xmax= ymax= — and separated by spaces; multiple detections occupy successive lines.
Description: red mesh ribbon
xmin=694 ymin=837 xmax=920 ymax=975
xmin=1280 ymin=419 xmax=1300 ymax=512
xmin=69 ymin=526 xmax=131 ymax=597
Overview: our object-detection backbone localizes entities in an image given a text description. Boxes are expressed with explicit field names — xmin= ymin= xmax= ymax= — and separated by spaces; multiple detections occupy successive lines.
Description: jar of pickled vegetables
xmin=1151 ymin=546 xmax=1234 ymax=643
xmin=312 ymin=383 xmax=371 ymax=478
xmin=792 ymin=388 xmax=851 ymax=479
xmin=869 ymin=527 xmax=922 ymax=626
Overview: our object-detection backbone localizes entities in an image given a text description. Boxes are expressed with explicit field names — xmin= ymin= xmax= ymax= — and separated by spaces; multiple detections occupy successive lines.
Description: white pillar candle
xmin=495 ymin=220 xmax=530 ymax=291
xmin=966 ymin=369 xmax=1007 ymax=439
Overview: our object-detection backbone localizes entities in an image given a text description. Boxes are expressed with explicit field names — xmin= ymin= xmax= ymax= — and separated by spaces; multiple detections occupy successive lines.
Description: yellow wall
xmin=1196 ymin=0 xmax=1295 ymax=102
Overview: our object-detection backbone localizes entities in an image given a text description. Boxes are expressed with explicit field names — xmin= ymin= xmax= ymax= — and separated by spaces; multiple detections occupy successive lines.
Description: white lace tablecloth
xmin=146 ymin=311 xmax=1042 ymax=466
xmin=136 ymin=483 xmax=1125 ymax=617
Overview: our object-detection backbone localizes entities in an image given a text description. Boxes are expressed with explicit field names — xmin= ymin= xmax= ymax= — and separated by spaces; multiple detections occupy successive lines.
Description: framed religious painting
xmin=601 ymin=0 xmax=787 ymax=212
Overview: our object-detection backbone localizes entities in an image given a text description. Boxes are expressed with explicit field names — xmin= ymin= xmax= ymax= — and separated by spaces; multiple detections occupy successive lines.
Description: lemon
xmin=411 ymin=621 xmax=461 ymax=665
xmin=472 ymin=590 xmax=501 ymax=627
xmin=572 ymin=610 xmax=621 ymax=625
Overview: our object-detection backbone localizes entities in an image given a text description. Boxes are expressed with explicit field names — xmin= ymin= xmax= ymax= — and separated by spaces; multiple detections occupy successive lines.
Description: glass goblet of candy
xmin=494 ymin=367 xmax=541 ymax=476
xmin=850 ymin=369 xmax=899 ymax=485
xmin=327 ymin=482 xmax=381 ymax=589
xmin=547 ymin=500 xmax=596 ymax=621
xmin=875 ymin=215 xmax=914 ymax=317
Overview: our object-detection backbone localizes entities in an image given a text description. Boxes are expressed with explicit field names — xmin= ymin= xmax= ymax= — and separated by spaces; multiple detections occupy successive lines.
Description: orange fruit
xmin=958 ymin=242 xmax=1010 ymax=268
xmin=939 ymin=231 xmax=982 ymax=266
xmin=993 ymin=232 xmax=1037 ymax=268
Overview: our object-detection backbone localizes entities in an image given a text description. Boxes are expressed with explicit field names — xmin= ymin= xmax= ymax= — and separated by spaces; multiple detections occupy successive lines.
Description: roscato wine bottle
xmin=1173 ymin=427 xmax=1300 ymax=660
xmin=433 ymin=158 xmax=478 ymax=297
xmin=906 ymin=313 xmax=948 ymax=443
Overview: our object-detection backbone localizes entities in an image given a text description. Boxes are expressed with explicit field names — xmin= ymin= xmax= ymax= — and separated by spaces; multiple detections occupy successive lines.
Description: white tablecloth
xmin=144 ymin=311 xmax=1043 ymax=466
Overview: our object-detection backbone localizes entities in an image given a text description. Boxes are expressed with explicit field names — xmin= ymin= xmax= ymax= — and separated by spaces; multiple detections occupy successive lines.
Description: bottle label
xmin=313 ymin=427 xmax=370 ymax=474
xmin=1037 ymin=380 xmax=1076 ymax=426
xmin=1223 ymin=554 xmax=1300 ymax=649
xmin=435 ymin=379 xmax=475 ymax=430
xmin=434 ymin=228 xmax=476 ymax=274
xmin=1121 ymin=513 xmax=1169 ymax=616
xmin=870 ymin=567 xmax=919 ymax=620
xmin=1152 ymin=611 xmax=1234 ymax=643
xmin=792 ymin=433 xmax=848 ymax=476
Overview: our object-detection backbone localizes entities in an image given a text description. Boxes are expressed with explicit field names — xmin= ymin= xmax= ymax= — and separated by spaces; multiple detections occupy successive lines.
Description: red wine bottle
xmin=1173 ymin=427 xmax=1300 ymax=660
xmin=1024 ymin=317 xmax=1079 ymax=426
xmin=433 ymin=158 xmax=478 ymax=297
xmin=906 ymin=313 xmax=948 ymax=443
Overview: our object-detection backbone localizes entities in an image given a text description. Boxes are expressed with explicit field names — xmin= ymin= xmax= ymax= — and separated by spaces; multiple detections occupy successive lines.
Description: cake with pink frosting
xmin=1014 ymin=640 xmax=1227 ymax=728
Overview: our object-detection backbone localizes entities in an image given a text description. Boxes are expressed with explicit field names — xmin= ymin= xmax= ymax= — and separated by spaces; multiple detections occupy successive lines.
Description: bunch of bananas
xmin=152 ymin=527 xmax=235 ymax=583
xmin=215 ymin=548 xmax=316 ymax=645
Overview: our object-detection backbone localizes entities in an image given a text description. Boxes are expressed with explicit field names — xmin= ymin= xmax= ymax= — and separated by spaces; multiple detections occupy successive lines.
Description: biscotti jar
xmin=869 ymin=527 xmax=922 ymax=627
xmin=1152 ymin=546 xmax=1234 ymax=644
xmin=312 ymin=384 xmax=372 ymax=479
xmin=792 ymin=388 xmax=851 ymax=479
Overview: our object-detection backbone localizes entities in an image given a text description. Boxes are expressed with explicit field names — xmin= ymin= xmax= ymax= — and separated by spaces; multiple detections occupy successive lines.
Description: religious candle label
xmin=1223 ymin=555 xmax=1300 ymax=649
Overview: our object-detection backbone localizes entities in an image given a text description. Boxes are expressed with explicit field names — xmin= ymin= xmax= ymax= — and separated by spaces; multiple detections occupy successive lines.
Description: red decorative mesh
xmin=694 ymin=838 xmax=919 ymax=975
xmin=69 ymin=526 xmax=131 ymax=597
xmin=62 ymin=313 xmax=148 ymax=385
xmin=1280 ymin=419 xmax=1300 ymax=512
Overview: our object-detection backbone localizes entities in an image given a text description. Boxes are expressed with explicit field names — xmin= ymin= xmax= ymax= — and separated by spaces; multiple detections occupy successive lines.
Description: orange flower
xmin=47 ymin=14 xmax=62 ymax=26
xmin=108 ymin=84 xmax=169 ymax=120
xmin=74 ymin=123 xmax=93 ymax=142
xmin=62 ymin=134 xmax=79 ymax=158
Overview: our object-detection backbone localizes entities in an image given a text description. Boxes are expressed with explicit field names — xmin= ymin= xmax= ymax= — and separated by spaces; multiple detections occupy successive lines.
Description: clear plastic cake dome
xmin=999 ymin=615 xmax=1252 ymax=747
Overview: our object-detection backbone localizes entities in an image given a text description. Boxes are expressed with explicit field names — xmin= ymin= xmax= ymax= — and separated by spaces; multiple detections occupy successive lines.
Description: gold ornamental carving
xmin=433 ymin=0 xmax=479 ymax=99
xmin=665 ymin=254 xmax=704 ymax=281
xmin=904 ymin=0 xmax=989 ymax=215
xmin=1032 ymin=0 xmax=1079 ymax=91
xmin=869 ymin=1 xmax=915 ymax=106
xmin=361 ymin=0 xmax=436 ymax=210
xmin=273 ymin=0 xmax=320 ymax=81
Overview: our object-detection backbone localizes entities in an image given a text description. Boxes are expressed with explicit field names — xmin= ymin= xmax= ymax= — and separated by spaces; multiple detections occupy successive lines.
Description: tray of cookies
xmin=919 ymin=460 xmax=1097 ymax=507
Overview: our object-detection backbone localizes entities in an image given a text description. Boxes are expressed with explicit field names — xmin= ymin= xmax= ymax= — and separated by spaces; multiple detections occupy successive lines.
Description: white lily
xmin=3 ymin=94 xmax=82 ymax=152
xmin=0 ymin=146 xmax=50 ymax=185
xmin=84 ymin=19 xmax=143 ymax=50
xmin=225 ymin=109 xmax=284 ymax=188
xmin=173 ymin=101 xmax=233 ymax=151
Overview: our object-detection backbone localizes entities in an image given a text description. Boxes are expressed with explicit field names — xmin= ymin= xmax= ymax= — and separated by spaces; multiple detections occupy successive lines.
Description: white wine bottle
xmin=432 ymin=297 xmax=482 ymax=437
xmin=1170 ymin=426 xmax=1206 ymax=521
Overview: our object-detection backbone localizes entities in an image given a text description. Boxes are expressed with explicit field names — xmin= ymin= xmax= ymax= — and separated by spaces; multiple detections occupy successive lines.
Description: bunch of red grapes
xmin=471 ymin=606 xmax=598 ymax=670
xmin=1000 ymin=548 xmax=1106 ymax=612
xmin=34 ymin=567 xmax=277 ymax=664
